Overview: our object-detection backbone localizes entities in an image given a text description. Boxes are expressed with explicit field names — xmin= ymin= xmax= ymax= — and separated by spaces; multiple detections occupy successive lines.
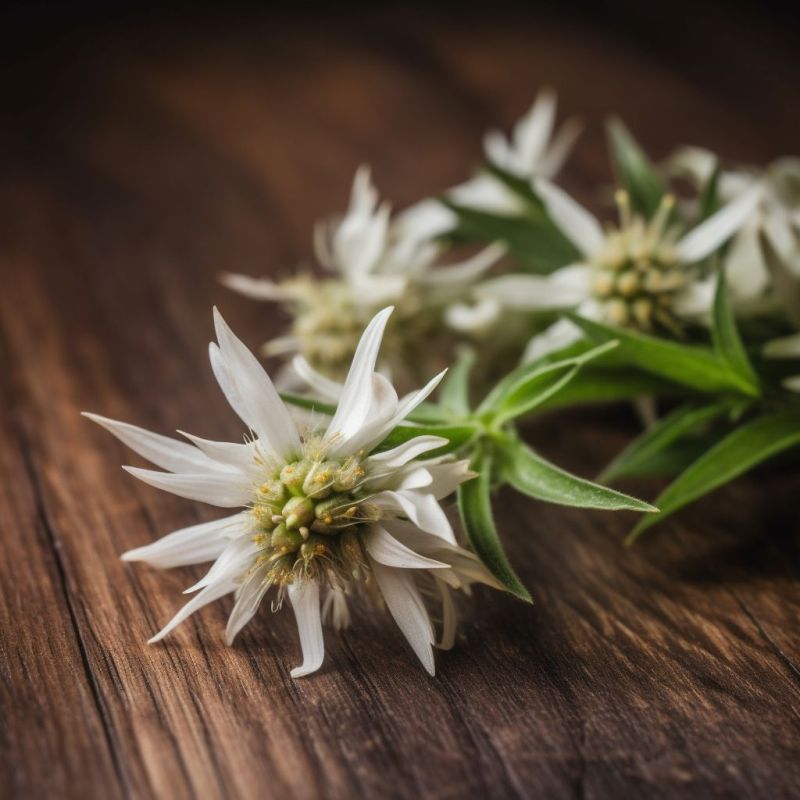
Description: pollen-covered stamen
xmin=590 ymin=192 xmax=692 ymax=333
xmin=250 ymin=443 xmax=376 ymax=587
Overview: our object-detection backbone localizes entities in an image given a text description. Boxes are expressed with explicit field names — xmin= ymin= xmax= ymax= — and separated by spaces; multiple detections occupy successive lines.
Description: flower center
xmin=250 ymin=446 xmax=374 ymax=586
xmin=590 ymin=192 xmax=691 ymax=334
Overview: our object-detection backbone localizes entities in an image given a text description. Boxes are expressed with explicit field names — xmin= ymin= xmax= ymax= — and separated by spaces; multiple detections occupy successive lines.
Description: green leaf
xmin=697 ymin=165 xmax=721 ymax=222
xmin=457 ymin=449 xmax=531 ymax=601
xmin=607 ymin=118 xmax=666 ymax=218
xmin=375 ymin=422 xmax=479 ymax=457
xmin=712 ymin=273 xmax=760 ymax=395
xmin=500 ymin=438 xmax=657 ymax=512
xmin=599 ymin=400 xmax=735 ymax=483
xmin=569 ymin=314 xmax=754 ymax=395
xmin=478 ymin=341 xmax=619 ymax=422
xmin=280 ymin=392 xmax=336 ymax=416
xmin=446 ymin=202 xmax=580 ymax=273
xmin=630 ymin=410 xmax=800 ymax=539
xmin=438 ymin=347 xmax=475 ymax=416
xmin=535 ymin=367 xmax=682 ymax=411
xmin=482 ymin=162 xmax=543 ymax=208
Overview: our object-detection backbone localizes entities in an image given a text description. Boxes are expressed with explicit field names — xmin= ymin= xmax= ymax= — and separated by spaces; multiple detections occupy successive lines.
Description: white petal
xmin=424 ymin=460 xmax=475 ymax=500
xmin=764 ymin=332 xmax=800 ymax=359
xmin=83 ymin=413 xmax=220 ymax=474
xmin=291 ymin=356 xmax=344 ymax=403
xmin=184 ymin=534 xmax=261 ymax=593
xmin=363 ymin=524 xmax=449 ymax=570
xmin=148 ymin=579 xmax=236 ymax=643
xmin=538 ymin=118 xmax=583 ymax=179
xmin=288 ymin=581 xmax=325 ymax=678
xmin=365 ymin=436 xmax=448 ymax=469
xmin=219 ymin=273 xmax=290 ymax=301
xmin=371 ymin=489 xmax=455 ymax=543
xmin=369 ymin=558 xmax=435 ymax=675
xmin=394 ymin=198 xmax=457 ymax=240
xmin=123 ymin=466 xmax=252 ymax=508
xmin=225 ymin=566 xmax=270 ymax=645
xmin=533 ymin=178 xmax=604 ymax=257
xmin=212 ymin=308 xmax=302 ymax=459
xmin=177 ymin=432 xmax=259 ymax=475
xmin=672 ymin=277 xmax=716 ymax=320
xmin=445 ymin=297 xmax=501 ymax=333
xmin=676 ymin=185 xmax=762 ymax=263
xmin=726 ymin=222 xmax=770 ymax=299
xmin=514 ymin=89 xmax=556 ymax=169
xmin=325 ymin=307 xmax=393 ymax=443
xmin=477 ymin=265 xmax=590 ymax=310
xmin=422 ymin=243 xmax=506 ymax=287
xmin=449 ymin=172 xmax=523 ymax=215
xmin=121 ymin=513 xmax=247 ymax=568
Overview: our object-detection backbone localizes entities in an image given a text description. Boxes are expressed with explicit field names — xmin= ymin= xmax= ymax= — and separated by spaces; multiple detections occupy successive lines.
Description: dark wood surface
xmin=1 ymin=6 xmax=799 ymax=799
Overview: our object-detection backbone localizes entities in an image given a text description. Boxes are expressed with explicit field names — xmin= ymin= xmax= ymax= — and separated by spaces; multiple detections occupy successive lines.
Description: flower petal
xmin=533 ymin=178 xmax=604 ymax=257
xmin=148 ymin=579 xmax=236 ymax=643
xmin=123 ymin=466 xmax=252 ymax=508
xmin=538 ymin=118 xmax=584 ymax=179
xmin=424 ymin=460 xmax=475 ymax=500
xmin=177 ymin=432 xmax=260 ymax=475
xmin=369 ymin=558 xmax=435 ymax=675
xmin=423 ymin=243 xmax=506 ymax=287
xmin=325 ymin=306 xmax=393 ymax=444
xmin=365 ymin=436 xmax=448 ymax=470
xmin=288 ymin=581 xmax=325 ymax=678
xmin=121 ymin=513 xmax=247 ymax=568
xmin=371 ymin=489 xmax=455 ymax=543
xmin=291 ymin=356 xmax=344 ymax=403
xmin=363 ymin=524 xmax=449 ymax=570
xmin=212 ymin=308 xmax=301 ymax=460
xmin=764 ymin=332 xmax=800 ymax=358
xmin=675 ymin=185 xmax=762 ymax=263
xmin=184 ymin=534 xmax=261 ymax=594
xmin=514 ymin=89 xmax=556 ymax=169
xmin=83 ymin=413 xmax=220 ymax=474
xmin=225 ymin=566 xmax=270 ymax=645
xmin=477 ymin=265 xmax=591 ymax=310
xmin=219 ymin=273 xmax=291 ymax=301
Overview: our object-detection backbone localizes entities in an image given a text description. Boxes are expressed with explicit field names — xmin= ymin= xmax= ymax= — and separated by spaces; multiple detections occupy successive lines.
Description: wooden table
xmin=2 ymin=6 xmax=799 ymax=798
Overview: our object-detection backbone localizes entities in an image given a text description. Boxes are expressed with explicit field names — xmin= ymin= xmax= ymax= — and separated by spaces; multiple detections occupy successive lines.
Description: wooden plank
xmin=0 ymin=8 xmax=798 ymax=799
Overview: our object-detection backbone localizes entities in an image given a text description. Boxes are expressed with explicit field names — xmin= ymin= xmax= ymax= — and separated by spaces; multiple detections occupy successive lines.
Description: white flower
xmin=764 ymin=332 xmax=800 ymax=392
xmin=467 ymin=178 xmax=761 ymax=361
xmin=221 ymin=167 xmax=504 ymax=380
xmin=670 ymin=148 xmax=800 ymax=311
xmin=396 ymin=89 xmax=582 ymax=241
xmin=85 ymin=307 xmax=501 ymax=677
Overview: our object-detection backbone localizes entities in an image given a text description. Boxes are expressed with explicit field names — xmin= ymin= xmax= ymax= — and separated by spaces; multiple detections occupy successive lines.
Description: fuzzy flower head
xmin=466 ymin=178 xmax=761 ymax=361
xmin=222 ymin=167 xmax=503 ymax=382
xmin=85 ymin=307 xmax=500 ymax=677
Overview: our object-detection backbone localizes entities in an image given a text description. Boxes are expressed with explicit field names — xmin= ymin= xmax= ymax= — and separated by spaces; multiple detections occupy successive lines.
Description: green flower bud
xmin=270 ymin=523 xmax=304 ymax=553
xmin=280 ymin=459 xmax=313 ymax=496
xmin=314 ymin=494 xmax=357 ymax=526
xmin=282 ymin=496 xmax=314 ymax=530
xmin=333 ymin=457 xmax=366 ymax=492
xmin=302 ymin=460 xmax=339 ymax=499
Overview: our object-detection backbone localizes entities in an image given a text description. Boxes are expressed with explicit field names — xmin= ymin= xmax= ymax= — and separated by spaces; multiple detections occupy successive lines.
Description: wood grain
xmin=1 ymin=6 xmax=799 ymax=799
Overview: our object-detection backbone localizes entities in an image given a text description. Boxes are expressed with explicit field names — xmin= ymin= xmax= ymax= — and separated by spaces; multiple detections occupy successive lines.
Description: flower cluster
xmin=86 ymin=89 xmax=800 ymax=680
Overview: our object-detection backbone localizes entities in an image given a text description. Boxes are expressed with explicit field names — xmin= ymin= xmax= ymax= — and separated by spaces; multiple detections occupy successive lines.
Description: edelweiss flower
xmin=221 ymin=167 xmax=503 ymax=381
xmin=468 ymin=178 xmax=761 ymax=361
xmin=397 ymin=89 xmax=582 ymax=241
xmin=85 ymin=307 xmax=501 ymax=677
xmin=670 ymin=147 xmax=800 ymax=312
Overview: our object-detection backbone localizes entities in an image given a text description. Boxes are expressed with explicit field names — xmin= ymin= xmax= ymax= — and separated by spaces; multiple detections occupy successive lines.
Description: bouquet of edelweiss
xmin=86 ymin=89 xmax=800 ymax=677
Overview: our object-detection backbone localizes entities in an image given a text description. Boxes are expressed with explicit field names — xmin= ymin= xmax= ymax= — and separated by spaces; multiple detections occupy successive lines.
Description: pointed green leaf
xmin=478 ymin=341 xmax=618 ymax=422
xmin=375 ymin=422 xmax=479 ymax=457
xmin=697 ymin=165 xmax=721 ymax=222
xmin=712 ymin=273 xmax=760 ymax=395
xmin=607 ymin=118 xmax=665 ymax=218
xmin=600 ymin=400 xmax=735 ymax=483
xmin=630 ymin=410 xmax=800 ymax=539
xmin=438 ymin=347 xmax=476 ymax=416
xmin=569 ymin=314 xmax=753 ymax=395
xmin=457 ymin=449 xmax=531 ymax=601
xmin=446 ymin=202 xmax=580 ymax=273
xmin=500 ymin=438 xmax=657 ymax=512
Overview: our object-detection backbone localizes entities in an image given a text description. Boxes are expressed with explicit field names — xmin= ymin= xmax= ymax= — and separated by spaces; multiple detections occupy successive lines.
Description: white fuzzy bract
xmin=86 ymin=307 xmax=501 ymax=678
